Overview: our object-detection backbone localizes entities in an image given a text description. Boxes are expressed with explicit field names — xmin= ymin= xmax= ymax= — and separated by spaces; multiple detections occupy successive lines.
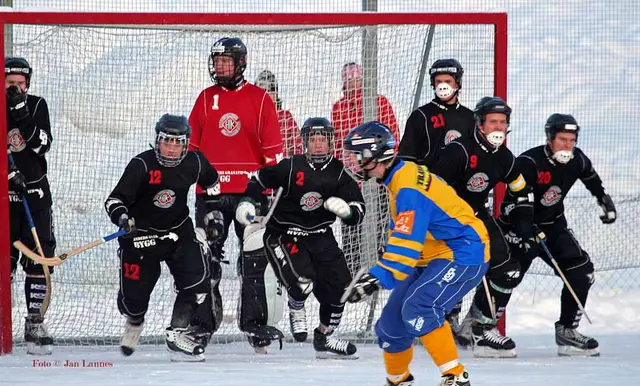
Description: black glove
xmin=204 ymin=210 xmax=225 ymax=241
xmin=6 ymin=85 xmax=29 ymax=121
xmin=342 ymin=272 xmax=381 ymax=303
xmin=521 ymin=229 xmax=545 ymax=260
xmin=118 ymin=213 xmax=137 ymax=237
xmin=598 ymin=194 xmax=616 ymax=224
xmin=8 ymin=163 xmax=26 ymax=195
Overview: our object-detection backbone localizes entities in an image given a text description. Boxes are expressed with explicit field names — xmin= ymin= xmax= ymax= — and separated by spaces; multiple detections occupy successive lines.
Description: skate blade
xmin=472 ymin=346 xmax=517 ymax=358
xmin=26 ymin=343 xmax=52 ymax=356
xmin=315 ymin=351 xmax=359 ymax=360
xmin=557 ymin=345 xmax=600 ymax=357
xmin=168 ymin=349 xmax=205 ymax=362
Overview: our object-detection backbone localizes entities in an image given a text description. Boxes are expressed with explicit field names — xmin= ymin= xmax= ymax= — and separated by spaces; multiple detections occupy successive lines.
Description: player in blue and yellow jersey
xmin=342 ymin=121 xmax=489 ymax=386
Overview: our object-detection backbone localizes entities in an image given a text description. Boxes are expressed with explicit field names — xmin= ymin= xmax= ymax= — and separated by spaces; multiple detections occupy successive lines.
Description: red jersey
xmin=189 ymin=82 xmax=283 ymax=194
xmin=331 ymin=89 xmax=399 ymax=161
xmin=278 ymin=108 xmax=301 ymax=157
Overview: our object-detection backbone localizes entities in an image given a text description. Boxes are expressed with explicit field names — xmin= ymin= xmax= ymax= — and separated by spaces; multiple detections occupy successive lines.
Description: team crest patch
xmin=300 ymin=191 xmax=323 ymax=211
xmin=153 ymin=189 xmax=176 ymax=208
xmin=219 ymin=112 xmax=241 ymax=137
xmin=8 ymin=128 xmax=26 ymax=152
xmin=467 ymin=172 xmax=489 ymax=192
xmin=444 ymin=130 xmax=462 ymax=145
xmin=541 ymin=185 xmax=562 ymax=206
xmin=395 ymin=210 xmax=415 ymax=235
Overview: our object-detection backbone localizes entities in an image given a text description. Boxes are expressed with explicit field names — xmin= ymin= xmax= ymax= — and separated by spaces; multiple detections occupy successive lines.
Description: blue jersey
xmin=371 ymin=160 xmax=490 ymax=289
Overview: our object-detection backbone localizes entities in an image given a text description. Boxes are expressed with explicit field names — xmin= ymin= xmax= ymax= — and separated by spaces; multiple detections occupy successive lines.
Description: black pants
xmin=514 ymin=216 xmax=594 ymax=328
xmin=116 ymin=222 xmax=210 ymax=323
xmin=469 ymin=211 xmax=520 ymax=322
xmin=264 ymin=228 xmax=352 ymax=330
xmin=10 ymin=205 xmax=55 ymax=275
xmin=10 ymin=205 xmax=55 ymax=315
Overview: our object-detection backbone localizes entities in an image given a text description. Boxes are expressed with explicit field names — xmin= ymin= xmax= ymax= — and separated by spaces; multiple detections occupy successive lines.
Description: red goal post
xmin=0 ymin=11 xmax=507 ymax=354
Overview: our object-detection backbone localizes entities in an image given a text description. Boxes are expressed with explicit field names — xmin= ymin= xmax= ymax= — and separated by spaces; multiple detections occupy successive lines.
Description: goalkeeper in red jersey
xmin=188 ymin=37 xmax=284 ymax=350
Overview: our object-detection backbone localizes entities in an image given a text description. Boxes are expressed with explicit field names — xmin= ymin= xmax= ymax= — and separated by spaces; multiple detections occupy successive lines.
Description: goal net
xmin=0 ymin=12 xmax=505 ymax=352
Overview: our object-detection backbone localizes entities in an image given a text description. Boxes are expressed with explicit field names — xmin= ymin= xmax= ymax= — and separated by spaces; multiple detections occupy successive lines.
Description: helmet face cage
xmin=5 ymin=57 xmax=32 ymax=90
xmin=342 ymin=122 xmax=396 ymax=181
xmin=207 ymin=38 xmax=247 ymax=87
xmin=155 ymin=131 xmax=189 ymax=167
xmin=302 ymin=128 xmax=334 ymax=164
xmin=255 ymin=70 xmax=278 ymax=93
xmin=429 ymin=59 xmax=463 ymax=89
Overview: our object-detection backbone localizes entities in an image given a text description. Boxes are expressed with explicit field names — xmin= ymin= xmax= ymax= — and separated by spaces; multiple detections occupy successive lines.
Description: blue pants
xmin=375 ymin=258 xmax=487 ymax=353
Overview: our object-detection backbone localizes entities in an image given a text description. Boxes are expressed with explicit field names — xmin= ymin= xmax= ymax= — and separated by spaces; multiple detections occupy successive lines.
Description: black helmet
xmin=474 ymin=96 xmax=512 ymax=126
xmin=545 ymin=113 xmax=580 ymax=141
xmin=208 ymin=37 xmax=247 ymax=89
xmin=5 ymin=57 xmax=32 ymax=89
xmin=154 ymin=114 xmax=191 ymax=167
xmin=429 ymin=58 xmax=464 ymax=89
xmin=300 ymin=117 xmax=334 ymax=164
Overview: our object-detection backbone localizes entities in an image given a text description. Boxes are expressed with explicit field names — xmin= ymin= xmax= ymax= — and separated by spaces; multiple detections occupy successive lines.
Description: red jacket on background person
xmin=331 ymin=63 xmax=399 ymax=161
xmin=255 ymin=70 xmax=301 ymax=158
xmin=188 ymin=82 xmax=283 ymax=194
xmin=278 ymin=108 xmax=301 ymax=157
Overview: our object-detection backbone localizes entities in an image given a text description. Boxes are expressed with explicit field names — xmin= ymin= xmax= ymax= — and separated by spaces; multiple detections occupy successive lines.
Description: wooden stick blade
xmin=13 ymin=241 xmax=63 ymax=267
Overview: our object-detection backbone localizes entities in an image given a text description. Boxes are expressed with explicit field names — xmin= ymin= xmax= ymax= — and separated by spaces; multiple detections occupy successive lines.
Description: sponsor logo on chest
xmin=540 ymin=185 xmax=562 ymax=206
xmin=219 ymin=112 xmax=241 ymax=137
xmin=466 ymin=172 xmax=490 ymax=192
xmin=300 ymin=191 xmax=323 ymax=211
xmin=153 ymin=189 xmax=176 ymax=208
xmin=444 ymin=129 xmax=462 ymax=145
xmin=8 ymin=128 xmax=26 ymax=152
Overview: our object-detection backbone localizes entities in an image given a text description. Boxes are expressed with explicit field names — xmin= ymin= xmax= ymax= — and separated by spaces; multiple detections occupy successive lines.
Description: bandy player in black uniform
xmin=6 ymin=57 xmax=55 ymax=355
xmin=397 ymin=58 xmax=475 ymax=166
xmin=431 ymin=97 xmax=533 ymax=358
xmin=498 ymin=113 xmax=616 ymax=357
xmin=235 ymin=117 xmax=365 ymax=357
xmin=104 ymin=114 xmax=220 ymax=362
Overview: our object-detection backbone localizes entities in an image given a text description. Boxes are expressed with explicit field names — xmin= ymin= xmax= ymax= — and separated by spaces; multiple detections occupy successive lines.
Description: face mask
xmin=485 ymin=131 xmax=505 ymax=147
xmin=553 ymin=150 xmax=574 ymax=164
xmin=434 ymin=82 xmax=457 ymax=100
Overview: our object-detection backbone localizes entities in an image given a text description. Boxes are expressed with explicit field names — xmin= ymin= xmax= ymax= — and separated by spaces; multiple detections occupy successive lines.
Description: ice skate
xmin=120 ymin=320 xmax=144 ymax=356
xmin=24 ymin=316 xmax=53 ymax=355
xmin=313 ymin=328 xmax=358 ymax=359
xmin=555 ymin=321 xmax=599 ymax=357
xmin=165 ymin=327 xmax=205 ymax=362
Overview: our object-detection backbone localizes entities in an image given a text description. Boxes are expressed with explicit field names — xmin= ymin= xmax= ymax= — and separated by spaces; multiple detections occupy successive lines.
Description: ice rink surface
xmin=1 ymin=334 xmax=637 ymax=385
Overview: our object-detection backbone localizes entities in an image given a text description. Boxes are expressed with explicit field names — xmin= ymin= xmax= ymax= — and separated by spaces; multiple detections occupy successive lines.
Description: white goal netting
xmin=7 ymin=21 xmax=498 ymax=345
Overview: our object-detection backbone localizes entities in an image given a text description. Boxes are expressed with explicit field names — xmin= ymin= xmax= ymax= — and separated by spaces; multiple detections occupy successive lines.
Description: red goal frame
xmin=0 ymin=11 xmax=507 ymax=355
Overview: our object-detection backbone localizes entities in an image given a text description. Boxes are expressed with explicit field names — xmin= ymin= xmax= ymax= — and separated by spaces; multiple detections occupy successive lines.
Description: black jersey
xmin=7 ymin=94 xmax=53 ymax=209
xmin=502 ymin=145 xmax=605 ymax=227
xmin=431 ymin=130 xmax=528 ymax=214
xmin=105 ymin=150 xmax=219 ymax=231
xmin=397 ymin=99 xmax=474 ymax=167
xmin=245 ymin=155 xmax=365 ymax=233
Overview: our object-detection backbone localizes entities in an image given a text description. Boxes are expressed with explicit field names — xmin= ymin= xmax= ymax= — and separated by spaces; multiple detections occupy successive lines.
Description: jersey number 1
xmin=212 ymin=94 xmax=220 ymax=110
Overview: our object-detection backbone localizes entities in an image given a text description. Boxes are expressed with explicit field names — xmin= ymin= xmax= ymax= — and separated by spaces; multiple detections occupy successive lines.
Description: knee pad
xmin=375 ymin=319 xmax=414 ymax=353
xmin=564 ymin=253 xmax=595 ymax=290
xmin=117 ymin=291 xmax=147 ymax=321
xmin=239 ymin=225 xmax=285 ymax=329
xmin=487 ymin=257 xmax=522 ymax=294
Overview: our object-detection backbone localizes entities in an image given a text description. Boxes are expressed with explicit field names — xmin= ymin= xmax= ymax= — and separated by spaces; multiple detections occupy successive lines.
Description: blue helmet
xmin=343 ymin=121 xmax=396 ymax=180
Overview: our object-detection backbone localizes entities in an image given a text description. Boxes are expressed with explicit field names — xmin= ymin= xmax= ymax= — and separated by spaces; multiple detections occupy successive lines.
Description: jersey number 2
xmin=296 ymin=171 xmax=304 ymax=186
